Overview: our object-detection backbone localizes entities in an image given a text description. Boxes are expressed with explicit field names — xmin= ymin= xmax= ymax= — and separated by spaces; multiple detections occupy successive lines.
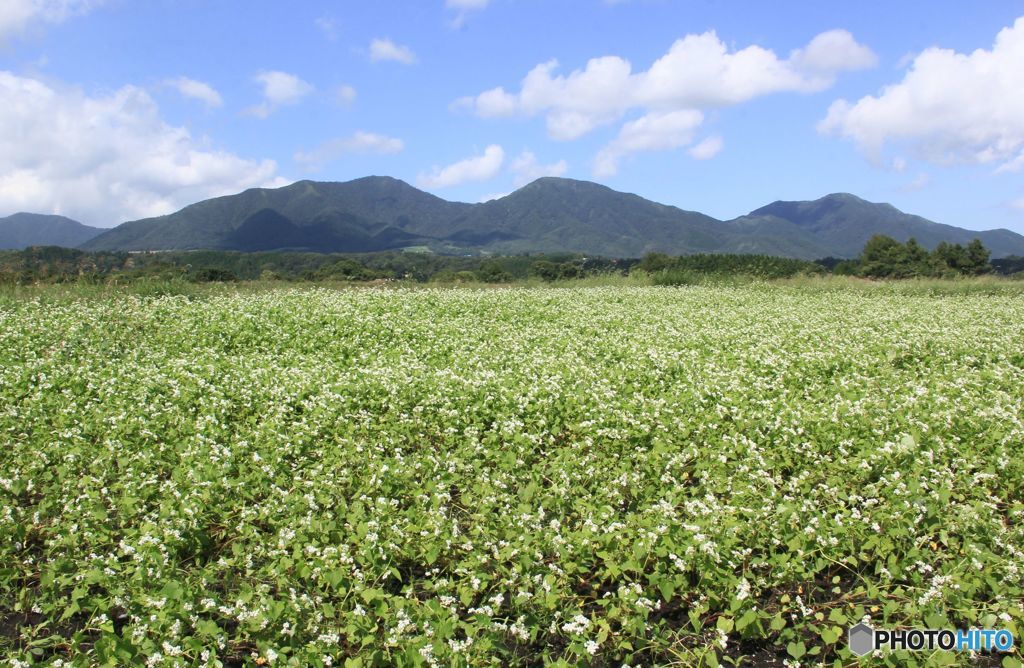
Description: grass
xmin=2 ymin=273 xmax=1024 ymax=308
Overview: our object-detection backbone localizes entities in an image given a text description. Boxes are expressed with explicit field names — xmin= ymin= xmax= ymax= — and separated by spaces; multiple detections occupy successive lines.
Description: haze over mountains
xmin=5 ymin=177 xmax=1023 ymax=258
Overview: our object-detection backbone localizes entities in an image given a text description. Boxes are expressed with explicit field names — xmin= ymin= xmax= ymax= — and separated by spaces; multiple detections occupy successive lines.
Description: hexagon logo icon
xmin=848 ymin=623 xmax=875 ymax=657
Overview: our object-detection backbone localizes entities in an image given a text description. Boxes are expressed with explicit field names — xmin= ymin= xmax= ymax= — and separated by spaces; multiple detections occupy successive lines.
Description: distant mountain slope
xmin=80 ymin=177 xmax=1024 ymax=258
xmin=0 ymin=213 xmax=103 ymax=249
xmin=736 ymin=193 xmax=1024 ymax=258
xmin=459 ymin=178 xmax=728 ymax=257
xmin=83 ymin=177 xmax=470 ymax=252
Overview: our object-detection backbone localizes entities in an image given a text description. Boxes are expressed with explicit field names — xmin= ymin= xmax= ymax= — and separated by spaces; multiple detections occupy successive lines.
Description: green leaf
xmin=820 ymin=627 xmax=839 ymax=644
xmin=359 ymin=588 xmax=383 ymax=603
xmin=735 ymin=609 xmax=758 ymax=632
xmin=786 ymin=641 xmax=806 ymax=659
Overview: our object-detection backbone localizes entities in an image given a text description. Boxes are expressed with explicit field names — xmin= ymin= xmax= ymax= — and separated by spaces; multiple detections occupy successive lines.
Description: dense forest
xmin=839 ymin=235 xmax=995 ymax=278
xmin=0 ymin=236 xmax=1018 ymax=286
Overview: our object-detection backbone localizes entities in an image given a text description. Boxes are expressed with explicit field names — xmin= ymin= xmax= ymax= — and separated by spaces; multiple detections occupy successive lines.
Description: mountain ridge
xmin=44 ymin=177 xmax=1024 ymax=258
xmin=0 ymin=213 xmax=105 ymax=250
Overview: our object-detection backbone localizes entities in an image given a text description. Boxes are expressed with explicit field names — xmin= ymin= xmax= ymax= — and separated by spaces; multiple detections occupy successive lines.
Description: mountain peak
xmin=519 ymin=176 xmax=613 ymax=192
xmin=820 ymin=192 xmax=868 ymax=203
xmin=751 ymin=192 xmax=889 ymax=220
xmin=0 ymin=212 xmax=104 ymax=249
xmin=5 ymin=212 xmax=81 ymax=222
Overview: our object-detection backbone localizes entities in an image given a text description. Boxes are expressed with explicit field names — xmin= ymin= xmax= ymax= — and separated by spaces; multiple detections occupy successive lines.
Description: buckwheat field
xmin=2 ymin=286 xmax=1022 ymax=666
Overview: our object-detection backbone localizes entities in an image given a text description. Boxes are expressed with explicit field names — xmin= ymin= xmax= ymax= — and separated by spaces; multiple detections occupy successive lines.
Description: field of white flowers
xmin=1 ymin=285 xmax=1022 ymax=666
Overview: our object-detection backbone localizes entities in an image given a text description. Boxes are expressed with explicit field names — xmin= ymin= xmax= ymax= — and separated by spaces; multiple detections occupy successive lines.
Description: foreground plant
xmin=1 ymin=286 xmax=1022 ymax=666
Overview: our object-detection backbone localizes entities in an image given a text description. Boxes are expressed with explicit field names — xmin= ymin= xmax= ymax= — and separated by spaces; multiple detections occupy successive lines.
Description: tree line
xmin=831 ymin=236 xmax=993 ymax=278
xmin=0 ymin=238 xmax=1018 ymax=287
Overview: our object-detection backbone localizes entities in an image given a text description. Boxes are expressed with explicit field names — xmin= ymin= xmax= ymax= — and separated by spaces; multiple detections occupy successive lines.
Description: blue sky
xmin=1 ymin=1 xmax=1023 ymax=233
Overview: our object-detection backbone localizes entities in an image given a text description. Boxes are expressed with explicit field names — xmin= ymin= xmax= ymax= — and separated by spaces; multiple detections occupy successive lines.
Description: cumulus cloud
xmin=294 ymin=132 xmax=404 ymax=171
xmin=0 ymin=71 xmax=283 ymax=226
xmin=510 ymin=150 xmax=568 ymax=186
xmin=594 ymin=110 xmax=703 ymax=176
xmin=0 ymin=0 xmax=101 ymax=42
xmin=789 ymin=29 xmax=878 ymax=75
xmin=417 ymin=145 xmax=504 ymax=188
xmin=369 ymin=38 xmax=417 ymax=65
xmin=688 ymin=135 xmax=724 ymax=160
xmin=164 ymin=76 xmax=223 ymax=108
xmin=245 ymin=70 xmax=314 ymax=118
xmin=458 ymin=28 xmax=875 ymax=141
xmin=819 ymin=17 xmax=1024 ymax=171
xmin=456 ymin=28 xmax=873 ymax=175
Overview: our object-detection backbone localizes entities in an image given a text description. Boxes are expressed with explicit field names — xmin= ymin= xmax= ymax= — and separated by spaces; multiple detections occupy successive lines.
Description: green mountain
xmin=0 ymin=213 xmax=103 ymax=250
xmin=455 ymin=178 xmax=726 ymax=257
xmin=82 ymin=177 xmax=468 ymax=253
xmin=737 ymin=193 xmax=1024 ymax=258
xmin=80 ymin=177 xmax=1024 ymax=258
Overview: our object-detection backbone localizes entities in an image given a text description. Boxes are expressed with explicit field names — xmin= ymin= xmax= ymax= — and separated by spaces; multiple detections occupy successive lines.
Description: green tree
xmin=476 ymin=261 xmax=513 ymax=283
xmin=932 ymin=241 xmax=967 ymax=275
xmin=963 ymin=238 xmax=991 ymax=275
xmin=637 ymin=252 xmax=673 ymax=273
xmin=859 ymin=235 xmax=905 ymax=278
xmin=529 ymin=260 xmax=562 ymax=282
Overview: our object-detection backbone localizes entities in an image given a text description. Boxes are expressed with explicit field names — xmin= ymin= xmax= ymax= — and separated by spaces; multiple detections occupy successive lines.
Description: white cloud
xmin=0 ymin=0 xmax=101 ymax=42
xmin=294 ymin=132 xmax=404 ymax=171
xmin=510 ymin=150 xmax=567 ymax=186
xmin=909 ymin=173 xmax=933 ymax=189
xmin=315 ymin=15 xmax=338 ymax=41
xmin=999 ymin=154 xmax=1024 ymax=174
xmin=788 ymin=29 xmax=878 ymax=75
xmin=688 ymin=135 xmax=723 ymax=160
xmin=478 ymin=191 xmax=510 ymax=202
xmin=594 ymin=110 xmax=703 ymax=177
xmin=164 ymin=76 xmax=223 ymax=108
xmin=0 ymin=71 xmax=283 ymax=226
xmin=1011 ymin=198 xmax=1024 ymax=211
xmin=458 ymin=29 xmax=875 ymax=141
xmin=245 ymin=70 xmax=314 ymax=119
xmin=417 ymin=145 xmax=504 ymax=188
xmin=336 ymin=84 xmax=357 ymax=107
xmin=446 ymin=0 xmax=490 ymax=29
xmin=819 ymin=17 xmax=1024 ymax=171
xmin=901 ymin=173 xmax=931 ymax=192
xmin=369 ymin=38 xmax=417 ymax=65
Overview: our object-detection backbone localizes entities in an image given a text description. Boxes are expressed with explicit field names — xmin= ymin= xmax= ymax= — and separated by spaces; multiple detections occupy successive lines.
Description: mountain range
xmin=4 ymin=177 xmax=1023 ymax=258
